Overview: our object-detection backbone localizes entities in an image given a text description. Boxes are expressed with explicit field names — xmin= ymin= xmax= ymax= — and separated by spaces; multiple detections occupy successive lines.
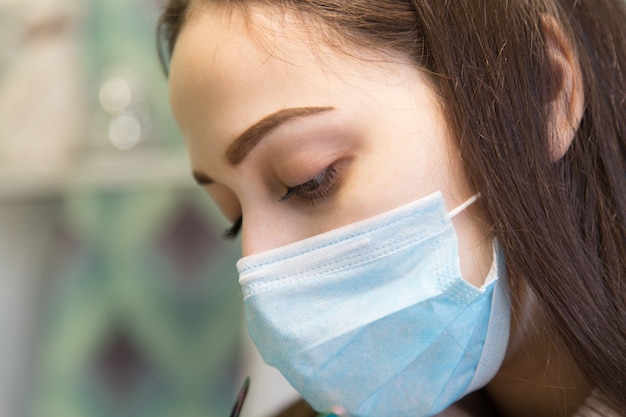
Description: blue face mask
xmin=237 ymin=191 xmax=510 ymax=417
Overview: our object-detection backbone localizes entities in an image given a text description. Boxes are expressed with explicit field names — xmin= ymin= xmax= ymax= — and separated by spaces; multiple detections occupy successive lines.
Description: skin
xmin=169 ymin=4 xmax=492 ymax=286
xmin=168 ymin=4 xmax=589 ymax=416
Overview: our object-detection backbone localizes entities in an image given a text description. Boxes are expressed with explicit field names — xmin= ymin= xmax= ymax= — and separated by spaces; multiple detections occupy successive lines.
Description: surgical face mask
xmin=237 ymin=191 xmax=511 ymax=417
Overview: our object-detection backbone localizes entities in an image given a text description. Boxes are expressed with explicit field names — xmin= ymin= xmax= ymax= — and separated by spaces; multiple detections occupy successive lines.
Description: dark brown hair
xmin=158 ymin=0 xmax=626 ymax=411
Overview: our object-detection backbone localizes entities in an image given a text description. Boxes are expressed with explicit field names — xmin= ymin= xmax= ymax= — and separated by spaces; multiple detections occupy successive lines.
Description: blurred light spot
xmin=130 ymin=97 xmax=153 ymax=137
xmin=99 ymin=77 xmax=132 ymax=113
xmin=108 ymin=112 xmax=141 ymax=149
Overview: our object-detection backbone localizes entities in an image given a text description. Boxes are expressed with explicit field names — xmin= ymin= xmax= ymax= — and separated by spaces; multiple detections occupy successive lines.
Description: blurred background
xmin=0 ymin=0 xmax=297 ymax=416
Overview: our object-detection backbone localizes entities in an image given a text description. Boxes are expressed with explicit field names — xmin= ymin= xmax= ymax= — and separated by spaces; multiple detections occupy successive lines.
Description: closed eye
xmin=223 ymin=216 xmax=242 ymax=240
xmin=221 ymin=163 xmax=343 ymax=240
xmin=278 ymin=163 xmax=342 ymax=206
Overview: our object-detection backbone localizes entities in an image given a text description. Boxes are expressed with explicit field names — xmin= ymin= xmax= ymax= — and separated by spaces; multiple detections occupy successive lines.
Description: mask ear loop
xmin=448 ymin=194 xmax=480 ymax=219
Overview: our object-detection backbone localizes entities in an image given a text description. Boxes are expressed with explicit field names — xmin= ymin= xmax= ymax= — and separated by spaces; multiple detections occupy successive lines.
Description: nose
xmin=240 ymin=201 xmax=334 ymax=257
xmin=240 ymin=208 xmax=295 ymax=257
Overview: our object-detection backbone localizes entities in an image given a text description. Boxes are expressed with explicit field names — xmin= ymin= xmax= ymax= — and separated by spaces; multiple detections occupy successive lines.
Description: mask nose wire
xmin=448 ymin=194 xmax=480 ymax=219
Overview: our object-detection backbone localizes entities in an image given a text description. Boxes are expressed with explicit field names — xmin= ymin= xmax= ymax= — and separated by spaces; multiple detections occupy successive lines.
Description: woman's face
xmin=168 ymin=4 xmax=492 ymax=287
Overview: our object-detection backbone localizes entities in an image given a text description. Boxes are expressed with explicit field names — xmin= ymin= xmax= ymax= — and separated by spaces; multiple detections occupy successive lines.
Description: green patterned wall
xmin=0 ymin=0 xmax=245 ymax=416
xmin=32 ymin=189 xmax=242 ymax=417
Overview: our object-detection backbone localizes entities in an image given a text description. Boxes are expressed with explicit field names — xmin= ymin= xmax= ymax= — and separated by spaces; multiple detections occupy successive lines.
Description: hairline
xmin=175 ymin=0 xmax=428 ymax=80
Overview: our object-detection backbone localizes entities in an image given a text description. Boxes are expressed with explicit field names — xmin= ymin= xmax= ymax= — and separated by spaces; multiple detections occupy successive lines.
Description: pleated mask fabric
xmin=238 ymin=191 xmax=510 ymax=417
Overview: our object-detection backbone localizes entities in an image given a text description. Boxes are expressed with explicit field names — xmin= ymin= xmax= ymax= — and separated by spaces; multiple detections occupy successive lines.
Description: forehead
xmin=168 ymin=4 xmax=327 ymax=113
xmin=167 ymin=2 xmax=409 ymax=119
xmin=167 ymin=5 xmax=333 ymax=158
xmin=167 ymin=3 xmax=427 ymax=178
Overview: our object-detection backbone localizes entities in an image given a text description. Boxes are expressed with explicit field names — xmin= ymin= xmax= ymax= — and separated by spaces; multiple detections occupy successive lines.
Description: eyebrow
xmin=191 ymin=106 xmax=334 ymax=186
xmin=226 ymin=106 xmax=334 ymax=165
xmin=192 ymin=171 xmax=214 ymax=185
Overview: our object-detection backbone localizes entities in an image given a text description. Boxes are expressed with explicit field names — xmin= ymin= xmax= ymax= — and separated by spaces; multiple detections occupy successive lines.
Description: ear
xmin=541 ymin=15 xmax=585 ymax=161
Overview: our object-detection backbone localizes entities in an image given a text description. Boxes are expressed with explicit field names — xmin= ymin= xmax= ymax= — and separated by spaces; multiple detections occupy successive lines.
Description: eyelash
xmin=278 ymin=164 xmax=341 ymax=205
xmin=222 ymin=164 xmax=341 ymax=240
xmin=223 ymin=216 xmax=242 ymax=240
